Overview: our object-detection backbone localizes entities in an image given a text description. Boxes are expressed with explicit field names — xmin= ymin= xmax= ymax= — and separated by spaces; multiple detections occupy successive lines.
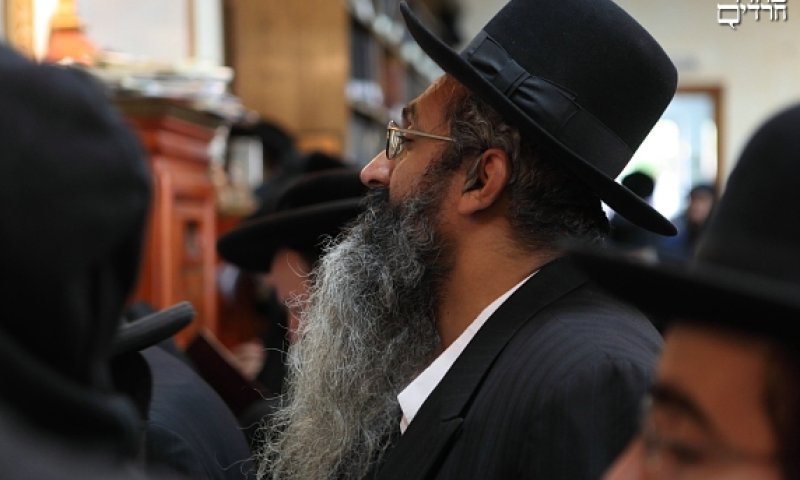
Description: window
xmin=620 ymin=87 xmax=721 ymax=220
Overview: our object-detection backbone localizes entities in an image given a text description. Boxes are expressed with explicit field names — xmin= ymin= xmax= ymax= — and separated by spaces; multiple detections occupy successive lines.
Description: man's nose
xmin=360 ymin=151 xmax=392 ymax=188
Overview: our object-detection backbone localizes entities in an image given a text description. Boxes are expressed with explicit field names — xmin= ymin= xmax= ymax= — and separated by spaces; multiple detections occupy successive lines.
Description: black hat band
xmin=463 ymin=31 xmax=633 ymax=177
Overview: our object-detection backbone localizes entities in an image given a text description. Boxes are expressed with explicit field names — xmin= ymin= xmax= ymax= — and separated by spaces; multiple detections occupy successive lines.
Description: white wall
xmin=193 ymin=0 xmax=223 ymax=65
xmin=79 ymin=0 xmax=188 ymax=63
xmin=457 ymin=0 xmax=800 ymax=181
xmin=30 ymin=0 xmax=223 ymax=65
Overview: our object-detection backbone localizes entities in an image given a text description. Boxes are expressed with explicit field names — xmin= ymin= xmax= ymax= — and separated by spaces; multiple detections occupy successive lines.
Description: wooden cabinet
xmin=118 ymin=98 xmax=224 ymax=348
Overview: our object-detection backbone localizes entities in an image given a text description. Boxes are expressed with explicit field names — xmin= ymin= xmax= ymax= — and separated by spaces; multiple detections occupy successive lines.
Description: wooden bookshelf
xmin=225 ymin=0 xmax=445 ymax=166
xmin=344 ymin=0 xmax=443 ymax=164
xmin=224 ymin=0 xmax=349 ymax=158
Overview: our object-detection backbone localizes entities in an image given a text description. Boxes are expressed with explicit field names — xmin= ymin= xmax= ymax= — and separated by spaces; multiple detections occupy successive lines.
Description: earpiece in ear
xmin=462 ymin=156 xmax=485 ymax=193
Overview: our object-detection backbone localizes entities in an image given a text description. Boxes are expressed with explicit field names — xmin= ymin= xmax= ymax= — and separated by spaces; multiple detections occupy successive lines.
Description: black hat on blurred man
xmin=218 ymin=168 xmax=367 ymax=272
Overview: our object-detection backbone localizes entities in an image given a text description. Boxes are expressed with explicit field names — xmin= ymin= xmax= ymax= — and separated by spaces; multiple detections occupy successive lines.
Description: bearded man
xmin=261 ymin=0 xmax=678 ymax=478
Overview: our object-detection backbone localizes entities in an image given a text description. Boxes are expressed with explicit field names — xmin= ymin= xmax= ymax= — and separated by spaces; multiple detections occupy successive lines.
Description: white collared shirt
xmin=397 ymin=272 xmax=537 ymax=434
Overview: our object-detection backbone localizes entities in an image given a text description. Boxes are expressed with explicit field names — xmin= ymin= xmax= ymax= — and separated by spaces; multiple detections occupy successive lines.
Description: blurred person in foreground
xmin=574 ymin=103 xmax=800 ymax=479
xmin=0 ymin=43 xmax=178 ymax=478
xmin=260 ymin=0 xmax=679 ymax=478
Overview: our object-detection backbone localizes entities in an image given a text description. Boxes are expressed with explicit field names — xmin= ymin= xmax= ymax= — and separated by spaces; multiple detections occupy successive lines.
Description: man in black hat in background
xmin=220 ymin=150 xmax=349 ymax=387
xmin=577 ymin=103 xmax=800 ymax=480
xmin=0 ymin=43 xmax=173 ymax=478
xmin=262 ymin=0 xmax=677 ymax=479
xmin=217 ymin=168 xmax=367 ymax=449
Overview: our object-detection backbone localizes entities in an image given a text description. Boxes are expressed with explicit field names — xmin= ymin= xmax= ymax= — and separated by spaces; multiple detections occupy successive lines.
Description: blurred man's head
xmin=686 ymin=183 xmax=716 ymax=227
xmin=0 ymin=48 xmax=150 ymax=385
xmin=576 ymin=103 xmax=800 ymax=480
xmin=218 ymin=168 xmax=367 ymax=341
xmin=0 ymin=44 xmax=150 ymax=457
xmin=604 ymin=322 xmax=791 ymax=480
xmin=622 ymin=171 xmax=656 ymax=201
xmin=267 ymin=248 xmax=311 ymax=344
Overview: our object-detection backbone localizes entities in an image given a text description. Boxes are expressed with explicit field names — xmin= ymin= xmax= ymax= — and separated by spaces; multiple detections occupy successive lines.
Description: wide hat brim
xmin=569 ymin=246 xmax=800 ymax=341
xmin=217 ymin=198 xmax=364 ymax=272
xmin=400 ymin=2 xmax=676 ymax=236
xmin=111 ymin=301 xmax=195 ymax=355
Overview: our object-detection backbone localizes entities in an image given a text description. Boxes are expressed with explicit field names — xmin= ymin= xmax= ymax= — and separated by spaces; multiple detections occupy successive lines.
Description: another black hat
xmin=571 ymin=103 xmax=800 ymax=341
xmin=400 ymin=0 xmax=677 ymax=235
xmin=217 ymin=168 xmax=367 ymax=272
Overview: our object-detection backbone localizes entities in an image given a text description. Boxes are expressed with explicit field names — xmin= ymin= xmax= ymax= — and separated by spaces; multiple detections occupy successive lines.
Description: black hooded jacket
xmin=0 ymin=44 xmax=157 ymax=474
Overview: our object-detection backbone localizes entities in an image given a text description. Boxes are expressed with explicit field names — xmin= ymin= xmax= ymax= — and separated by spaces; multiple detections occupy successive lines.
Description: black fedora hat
xmin=111 ymin=301 xmax=195 ymax=356
xmin=571 ymin=103 xmax=800 ymax=341
xmin=400 ymin=0 xmax=677 ymax=235
xmin=217 ymin=168 xmax=367 ymax=272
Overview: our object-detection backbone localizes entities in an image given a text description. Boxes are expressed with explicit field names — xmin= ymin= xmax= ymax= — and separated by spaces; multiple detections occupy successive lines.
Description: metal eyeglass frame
xmin=385 ymin=120 xmax=454 ymax=160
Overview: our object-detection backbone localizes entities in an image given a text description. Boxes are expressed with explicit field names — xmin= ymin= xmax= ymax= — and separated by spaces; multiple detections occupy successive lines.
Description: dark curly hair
xmin=433 ymin=75 xmax=609 ymax=252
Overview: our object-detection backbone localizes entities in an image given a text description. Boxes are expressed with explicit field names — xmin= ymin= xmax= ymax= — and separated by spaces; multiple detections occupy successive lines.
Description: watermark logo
xmin=718 ymin=0 xmax=788 ymax=29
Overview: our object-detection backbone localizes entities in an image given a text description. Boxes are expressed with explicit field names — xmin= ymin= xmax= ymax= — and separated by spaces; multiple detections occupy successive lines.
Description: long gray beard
xmin=258 ymin=187 xmax=448 ymax=480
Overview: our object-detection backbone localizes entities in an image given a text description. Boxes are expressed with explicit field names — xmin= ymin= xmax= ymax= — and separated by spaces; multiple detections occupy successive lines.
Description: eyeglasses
xmin=385 ymin=120 xmax=454 ymax=160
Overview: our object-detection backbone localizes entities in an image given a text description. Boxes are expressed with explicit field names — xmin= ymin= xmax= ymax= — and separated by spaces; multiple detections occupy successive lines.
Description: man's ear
xmin=457 ymin=148 xmax=511 ymax=215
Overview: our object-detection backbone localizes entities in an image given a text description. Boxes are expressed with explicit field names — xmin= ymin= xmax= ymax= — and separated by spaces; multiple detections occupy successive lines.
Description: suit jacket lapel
xmin=374 ymin=257 xmax=589 ymax=480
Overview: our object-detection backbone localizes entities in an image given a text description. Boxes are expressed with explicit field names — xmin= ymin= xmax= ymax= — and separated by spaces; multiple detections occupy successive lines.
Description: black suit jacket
xmin=374 ymin=257 xmax=662 ymax=479
xmin=143 ymin=346 xmax=256 ymax=480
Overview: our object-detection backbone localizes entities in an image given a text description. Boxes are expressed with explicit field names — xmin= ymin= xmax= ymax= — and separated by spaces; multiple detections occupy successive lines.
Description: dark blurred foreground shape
xmin=0 ymin=42 xmax=164 ymax=478
xmin=0 ymin=42 xmax=254 ymax=479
